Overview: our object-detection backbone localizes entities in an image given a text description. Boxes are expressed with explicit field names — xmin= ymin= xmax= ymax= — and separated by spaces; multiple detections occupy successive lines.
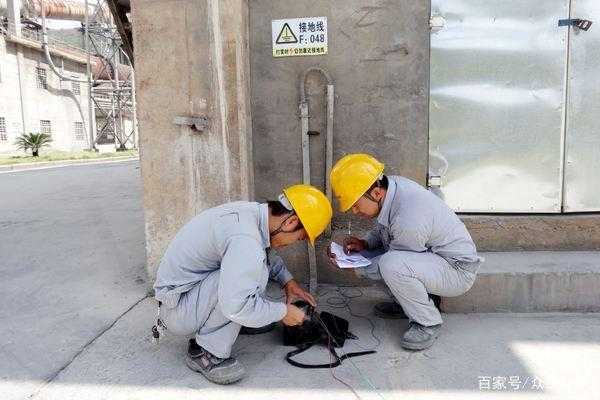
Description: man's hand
xmin=326 ymin=243 xmax=339 ymax=267
xmin=282 ymin=304 xmax=305 ymax=326
xmin=342 ymin=236 xmax=368 ymax=254
xmin=284 ymin=280 xmax=316 ymax=307
xmin=326 ymin=236 xmax=368 ymax=267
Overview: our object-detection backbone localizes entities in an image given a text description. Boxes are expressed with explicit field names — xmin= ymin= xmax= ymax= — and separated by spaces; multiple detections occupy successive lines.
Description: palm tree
xmin=14 ymin=133 xmax=53 ymax=157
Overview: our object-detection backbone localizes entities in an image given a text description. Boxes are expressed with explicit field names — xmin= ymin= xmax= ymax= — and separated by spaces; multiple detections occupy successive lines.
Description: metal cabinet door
xmin=428 ymin=0 xmax=568 ymax=212
xmin=563 ymin=0 xmax=600 ymax=211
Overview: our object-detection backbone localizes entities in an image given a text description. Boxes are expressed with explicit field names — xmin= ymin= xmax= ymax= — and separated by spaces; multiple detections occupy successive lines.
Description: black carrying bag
xmin=283 ymin=301 xmax=376 ymax=369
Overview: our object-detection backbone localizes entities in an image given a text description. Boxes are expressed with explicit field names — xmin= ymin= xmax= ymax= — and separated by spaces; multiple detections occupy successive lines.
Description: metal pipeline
xmin=26 ymin=0 xmax=90 ymax=21
xmin=299 ymin=67 xmax=334 ymax=295
xmin=38 ymin=0 xmax=127 ymax=83
xmin=40 ymin=0 xmax=89 ymax=83
xmin=19 ymin=0 xmax=108 ymax=22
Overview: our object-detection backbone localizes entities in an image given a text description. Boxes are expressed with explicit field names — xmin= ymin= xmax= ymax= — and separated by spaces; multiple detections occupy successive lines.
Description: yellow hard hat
xmin=330 ymin=153 xmax=385 ymax=212
xmin=283 ymin=184 xmax=332 ymax=246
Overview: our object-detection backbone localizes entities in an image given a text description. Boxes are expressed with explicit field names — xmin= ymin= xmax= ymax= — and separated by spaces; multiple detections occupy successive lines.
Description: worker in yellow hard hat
xmin=154 ymin=184 xmax=332 ymax=384
xmin=328 ymin=153 xmax=483 ymax=351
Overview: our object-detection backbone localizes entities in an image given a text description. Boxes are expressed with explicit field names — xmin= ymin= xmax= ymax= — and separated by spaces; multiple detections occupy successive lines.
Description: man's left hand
xmin=284 ymin=280 xmax=316 ymax=307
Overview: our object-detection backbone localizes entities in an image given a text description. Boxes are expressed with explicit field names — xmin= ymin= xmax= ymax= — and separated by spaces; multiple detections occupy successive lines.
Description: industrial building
xmin=0 ymin=0 xmax=137 ymax=155
xmin=127 ymin=0 xmax=600 ymax=313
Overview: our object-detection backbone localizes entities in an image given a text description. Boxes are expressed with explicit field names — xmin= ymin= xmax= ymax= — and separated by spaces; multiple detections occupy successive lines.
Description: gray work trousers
xmin=158 ymin=270 xmax=241 ymax=358
xmin=356 ymin=250 xmax=477 ymax=326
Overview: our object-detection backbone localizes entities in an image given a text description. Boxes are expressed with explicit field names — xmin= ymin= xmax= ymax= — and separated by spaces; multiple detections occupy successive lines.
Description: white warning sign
xmin=272 ymin=17 xmax=328 ymax=58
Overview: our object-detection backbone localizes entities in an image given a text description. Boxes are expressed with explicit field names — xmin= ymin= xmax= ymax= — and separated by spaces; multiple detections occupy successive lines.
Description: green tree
xmin=14 ymin=132 xmax=53 ymax=157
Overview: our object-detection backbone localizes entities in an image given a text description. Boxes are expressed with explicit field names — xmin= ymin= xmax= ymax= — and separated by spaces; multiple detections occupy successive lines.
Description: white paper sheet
xmin=330 ymin=242 xmax=372 ymax=269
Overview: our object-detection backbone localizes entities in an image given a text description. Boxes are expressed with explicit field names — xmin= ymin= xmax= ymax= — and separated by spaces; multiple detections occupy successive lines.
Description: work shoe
xmin=373 ymin=302 xmax=408 ymax=319
xmin=400 ymin=322 xmax=441 ymax=351
xmin=240 ymin=322 xmax=276 ymax=335
xmin=185 ymin=339 xmax=246 ymax=385
xmin=430 ymin=294 xmax=442 ymax=310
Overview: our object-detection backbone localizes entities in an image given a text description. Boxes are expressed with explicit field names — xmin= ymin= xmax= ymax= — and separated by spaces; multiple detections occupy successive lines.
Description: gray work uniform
xmin=153 ymin=202 xmax=293 ymax=358
xmin=356 ymin=176 xmax=483 ymax=326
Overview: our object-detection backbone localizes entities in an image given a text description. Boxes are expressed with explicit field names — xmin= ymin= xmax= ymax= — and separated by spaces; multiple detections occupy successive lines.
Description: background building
xmin=0 ymin=0 xmax=137 ymax=155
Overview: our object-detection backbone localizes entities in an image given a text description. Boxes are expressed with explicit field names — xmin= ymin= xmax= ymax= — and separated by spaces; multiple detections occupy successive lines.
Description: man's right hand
xmin=327 ymin=236 xmax=368 ymax=268
xmin=326 ymin=243 xmax=338 ymax=267
xmin=342 ymin=236 xmax=368 ymax=254
xmin=282 ymin=304 xmax=305 ymax=326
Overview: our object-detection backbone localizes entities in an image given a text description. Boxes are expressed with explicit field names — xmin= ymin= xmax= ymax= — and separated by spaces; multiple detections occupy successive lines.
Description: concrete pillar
xmin=131 ymin=0 xmax=254 ymax=280
xmin=6 ymin=0 xmax=22 ymax=36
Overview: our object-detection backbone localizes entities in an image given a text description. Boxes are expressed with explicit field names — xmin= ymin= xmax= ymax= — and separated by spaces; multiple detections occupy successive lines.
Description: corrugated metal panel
xmin=563 ymin=0 xmax=600 ymax=212
xmin=428 ymin=0 xmax=568 ymax=213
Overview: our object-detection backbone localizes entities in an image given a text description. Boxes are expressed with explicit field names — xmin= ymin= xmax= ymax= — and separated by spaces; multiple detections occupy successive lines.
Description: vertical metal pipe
xmin=325 ymin=84 xmax=334 ymax=235
xmin=15 ymin=51 xmax=28 ymax=136
xmin=299 ymin=68 xmax=334 ymax=295
xmin=307 ymin=244 xmax=318 ymax=295
xmin=121 ymin=49 xmax=138 ymax=149
xmin=299 ymin=99 xmax=316 ymax=294
xmin=300 ymin=102 xmax=310 ymax=184
xmin=114 ymin=47 xmax=124 ymax=149
xmin=84 ymin=0 xmax=94 ymax=149
xmin=110 ymin=70 xmax=117 ymax=149
xmin=558 ymin=0 xmax=573 ymax=211
xmin=130 ymin=74 xmax=138 ymax=149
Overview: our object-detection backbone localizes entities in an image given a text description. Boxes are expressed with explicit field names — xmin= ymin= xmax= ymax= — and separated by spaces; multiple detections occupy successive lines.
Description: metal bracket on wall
xmin=429 ymin=15 xmax=445 ymax=32
xmin=173 ymin=116 xmax=209 ymax=132
xmin=428 ymin=175 xmax=442 ymax=188
xmin=558 ymin=19 xmax=593 ymax=31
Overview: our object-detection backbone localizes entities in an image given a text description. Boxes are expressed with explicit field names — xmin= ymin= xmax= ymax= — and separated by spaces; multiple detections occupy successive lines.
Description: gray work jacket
xmin=153 ymin=202 xmax=293 ymax=327
xmin=365 ymin=176 xmax=483 ymax=273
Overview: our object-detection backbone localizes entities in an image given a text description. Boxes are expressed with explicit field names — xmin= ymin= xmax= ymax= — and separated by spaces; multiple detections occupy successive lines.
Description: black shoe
xmin=185 ymin=339 xmax=246 ymax=385
xmin=373 ymin=301 xmax=408 ymax=319
xmin=374 ymin=295 xmax=441 ymax=319
xmin=239 ymin=322 xmax=276 ymax=335
xmin=430 ymin=294 xmax=442 ymax=310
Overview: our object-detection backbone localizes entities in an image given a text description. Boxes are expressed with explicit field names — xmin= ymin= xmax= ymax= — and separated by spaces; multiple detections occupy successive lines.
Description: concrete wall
xmin=132 ymin=0 xmax=600 ymax=286
xmin=464 ymin=214 xmax=600 ymax=252
xmin=249 ymin=0 xmax=430 ymax=283
xmin=0 ymin=37 xmax=90 ymax=154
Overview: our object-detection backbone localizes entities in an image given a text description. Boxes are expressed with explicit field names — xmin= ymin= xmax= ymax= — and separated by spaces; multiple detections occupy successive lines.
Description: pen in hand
xmin=345 ymin=221 xmax=351 ymax=254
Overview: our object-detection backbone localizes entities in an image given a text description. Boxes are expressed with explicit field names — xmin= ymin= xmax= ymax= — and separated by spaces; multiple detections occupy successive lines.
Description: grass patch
xmin=0 ymin=150 xmax=138 ymax=166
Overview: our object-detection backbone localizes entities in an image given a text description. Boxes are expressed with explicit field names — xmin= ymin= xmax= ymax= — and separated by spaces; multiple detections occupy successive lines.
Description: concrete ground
xmin=1 ymin=161 xmax=599 ymax=400
xmin=0 ymin=161 xmax=148 ymax=400
xmin=21 ymin=293 xmax=600 ymax=400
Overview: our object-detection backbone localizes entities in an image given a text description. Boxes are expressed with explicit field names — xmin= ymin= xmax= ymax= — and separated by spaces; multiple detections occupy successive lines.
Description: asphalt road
xmin=0 ymin=161 xmax=147 ymax=399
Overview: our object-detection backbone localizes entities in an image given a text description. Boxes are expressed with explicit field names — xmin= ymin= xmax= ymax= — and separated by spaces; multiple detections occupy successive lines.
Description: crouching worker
xmin=328 ymin=154 xmax=483 ymax=351
xmin=153 ymin=185 xmax=332 ymax=384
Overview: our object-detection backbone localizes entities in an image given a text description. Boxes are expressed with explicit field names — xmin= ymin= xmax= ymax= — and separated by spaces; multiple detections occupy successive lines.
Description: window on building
xmin=72 ymin=81 xmax=80 ymax=96
xmin=36 ymin=67 xmax=48 ymax=89
xmin=40 ymin=120 xmax=52 ymax=136
xmin=74 ymin=122 xmax=85 ymax=141
xmin=0 ymin=117 xmax=7 ymax=142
